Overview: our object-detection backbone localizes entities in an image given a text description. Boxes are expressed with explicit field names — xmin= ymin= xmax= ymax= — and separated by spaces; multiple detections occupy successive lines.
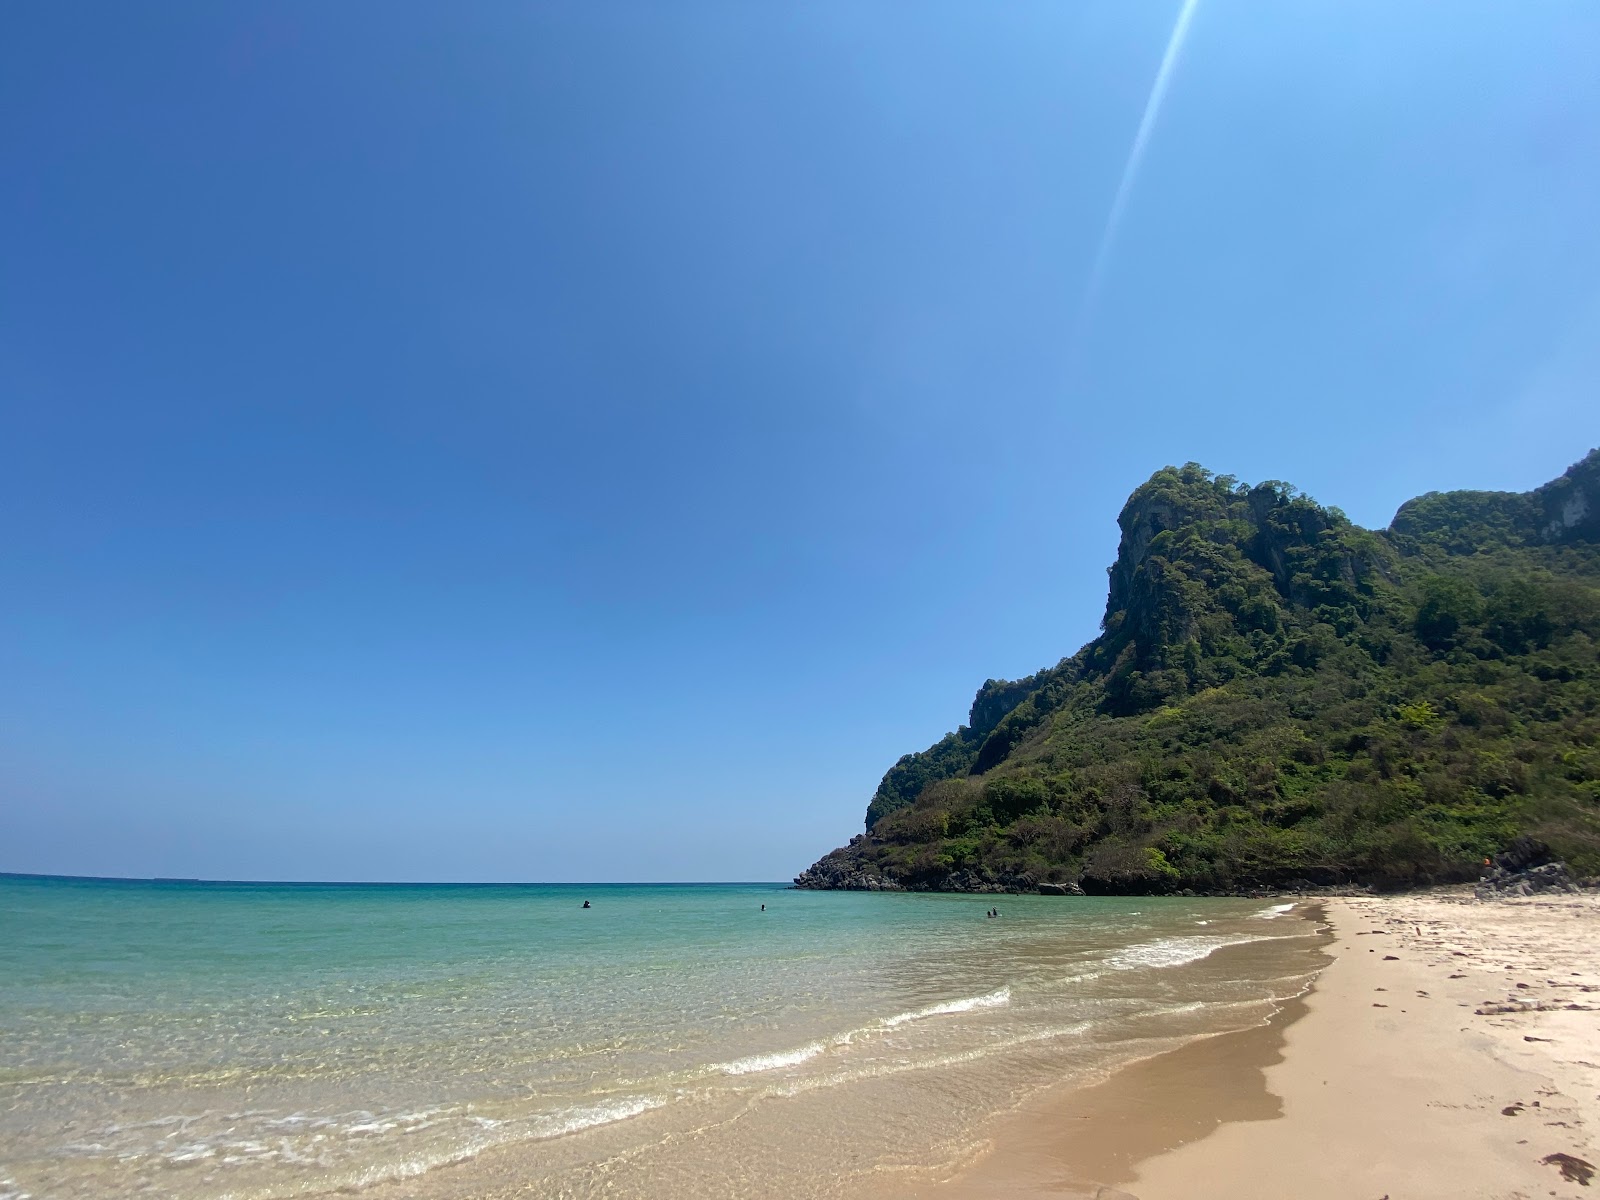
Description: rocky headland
xmin=799 ymin=451 xmax=1600 ymax=896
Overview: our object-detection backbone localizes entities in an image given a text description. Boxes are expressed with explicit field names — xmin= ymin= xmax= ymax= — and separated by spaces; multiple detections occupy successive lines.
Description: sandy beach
xmin=910 ymin=892 xmax=1600 ymax=1200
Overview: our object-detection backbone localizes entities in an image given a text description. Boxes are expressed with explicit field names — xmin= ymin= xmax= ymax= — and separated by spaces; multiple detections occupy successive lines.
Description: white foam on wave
xmin=103 ymin=1111 xmax=213 ymax=1135
xmin=1254 ymin=903 xmax=1296 ymax=919
xmin=715 ymin=1041 xmax=831 ymax=1076
xmin=312 ymin=1095 xmax=669 ymax=1193
xmin=73 ymin=1093 xmax=662 ymax=1189
xmin=881 ymin=986 xmax=1012 ymax=1028
xmin=1059 ymin=969 xmax=1104 ymax=984
xmin=767 ymin=1020 xmax=1095 ymax=1099
xmin=347 ymin=1120 xmax=400 ymax=1136
xmin=527 ymin=1095 xmax=665 ymax=1139
xmin=712 ymin=986 xmax=1013 ymax=1078
xmin=166 ymin=1143 xmax=217 ymax=1163
xmin=1106 ymin=935 xmax=1270 ymax=971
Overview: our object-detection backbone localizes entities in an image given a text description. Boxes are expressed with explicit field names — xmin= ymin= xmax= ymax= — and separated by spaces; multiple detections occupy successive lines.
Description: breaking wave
xmin=1106 ymin=935 xmax=1272 ymax=971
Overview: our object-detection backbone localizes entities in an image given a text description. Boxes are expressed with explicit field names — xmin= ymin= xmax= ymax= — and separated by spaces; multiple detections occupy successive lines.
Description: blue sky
xmin=3 ymin=1 xmax=1598 ymax=882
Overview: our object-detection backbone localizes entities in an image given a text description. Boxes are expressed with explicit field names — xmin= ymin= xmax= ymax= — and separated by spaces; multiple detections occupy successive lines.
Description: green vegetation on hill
xmin=797 ymin=451 xmax=1600 ymax=893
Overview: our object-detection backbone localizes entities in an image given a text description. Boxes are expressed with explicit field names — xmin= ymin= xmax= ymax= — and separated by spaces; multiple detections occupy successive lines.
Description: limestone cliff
xmin=798 ymin=450 xmax=1600 ymax=894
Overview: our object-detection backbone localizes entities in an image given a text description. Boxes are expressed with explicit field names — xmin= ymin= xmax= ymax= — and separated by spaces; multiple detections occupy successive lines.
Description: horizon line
xmin=0 ymin=871 xmax=793 ymax=888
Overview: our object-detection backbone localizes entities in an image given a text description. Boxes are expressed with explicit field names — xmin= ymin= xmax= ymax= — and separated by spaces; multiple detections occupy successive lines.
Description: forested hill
xmin=797 ymin=450 xmax=1600 ymax=894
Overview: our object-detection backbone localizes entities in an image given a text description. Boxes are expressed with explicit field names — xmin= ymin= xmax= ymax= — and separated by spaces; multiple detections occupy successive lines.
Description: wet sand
xmin=893 ymin=993 xmax=1309 ymax=1200
xmin=910 ymin=892 xmax=1600 ymax=1200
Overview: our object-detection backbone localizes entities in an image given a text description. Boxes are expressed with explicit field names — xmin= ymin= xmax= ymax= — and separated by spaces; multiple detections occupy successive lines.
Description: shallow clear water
xmin=0 ymin=875 xmax=1325 ymax=1200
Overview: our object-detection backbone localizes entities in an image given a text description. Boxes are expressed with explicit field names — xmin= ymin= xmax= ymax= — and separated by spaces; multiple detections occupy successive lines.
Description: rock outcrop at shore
xmin=1474 ymin=837 xmax=1582 ymax=899
xmin=797 ymin=450 xmax=1600 ymax=896
xmin=791 ymin=839 xmax=905 ymax=891
xmin=793 ymin=836 xmax=1039 ymax=893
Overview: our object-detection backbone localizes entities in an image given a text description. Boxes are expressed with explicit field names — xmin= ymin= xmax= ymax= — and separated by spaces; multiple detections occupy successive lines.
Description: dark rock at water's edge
xmin=791 ymin=837 xmax=905 ymax=891
xmin=1487 ymin=834 xmax=1554 ymax=875
xmin=792 ymin=837 xmax=1035 ymax=893
xmin=797 ymin=451 xmax=1600 ymax=898
xmin=1475 ymin=861 xmax=1578 ymax=899
xmin=792 ymin=842 xmax=1373 ymax=898
xmin=1474 ymin=837 xmax=1582 ymax=899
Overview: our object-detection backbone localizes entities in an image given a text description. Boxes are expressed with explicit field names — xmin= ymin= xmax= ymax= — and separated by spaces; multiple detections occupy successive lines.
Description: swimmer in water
xmin=581 ymin=900 xmax=590 ymax=909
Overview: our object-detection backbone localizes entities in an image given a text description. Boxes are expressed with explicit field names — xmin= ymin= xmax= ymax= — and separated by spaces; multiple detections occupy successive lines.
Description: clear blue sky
xmin=3 ymin=1 xmax=1598 ymax=882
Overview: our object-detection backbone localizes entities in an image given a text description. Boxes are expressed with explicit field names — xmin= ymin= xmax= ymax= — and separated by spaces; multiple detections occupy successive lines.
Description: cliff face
xmin=1391 ymin=450 xmax=1600 ymax=552
xmin=1532 ymin=450 xmax=1598 ymax=542
xmin=798 ymin=450 xmax=1600 ymax=895
xmin=1089 ymin=468 xmax=1397 ymax=717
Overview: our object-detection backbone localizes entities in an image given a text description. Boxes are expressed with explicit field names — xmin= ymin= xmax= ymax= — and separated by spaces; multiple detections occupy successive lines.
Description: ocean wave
xmin=714 ymin=1042 xmax=831 ymax=1076
xmin=765 ymin=1020 xmax=1095 ymax=1098
xmin=64 ymin=1091 xmax=667 ymax=1196
xmin=178 ymin=1095 xmax=667 ymax=1196
xmin=1253 ymin=903 xmax=1296 ymax=919
xmin=710 ymin=987 xmax=1013 ymax=1078
xmin=1105 ymin=935 xmax=1271 ymax=971
xmin=279 ymin=1096 xmax=671 ymax=1196
xmin=880 ymin=986 xmax=1012 ymax=1028
xmin=526 ymin=1095 xmax=666 ymax=1139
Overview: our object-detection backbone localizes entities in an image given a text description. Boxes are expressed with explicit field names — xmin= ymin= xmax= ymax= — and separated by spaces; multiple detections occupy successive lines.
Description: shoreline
xmin=888 ymin=908 xmax=1328 ymax=1200
xmin=907 ymin=892 xmax=1600 ymax=1200
xmin=12 ymin=887 xmax=1594 ymax=1199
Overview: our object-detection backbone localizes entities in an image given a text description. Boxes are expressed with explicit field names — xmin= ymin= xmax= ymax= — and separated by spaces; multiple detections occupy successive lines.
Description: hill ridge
xmin=798 ymin=450 xmax=1600 ymax=894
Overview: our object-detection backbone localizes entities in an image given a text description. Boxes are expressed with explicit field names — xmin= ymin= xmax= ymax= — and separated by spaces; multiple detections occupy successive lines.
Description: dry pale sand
xmin=909 ymin=893 xmax=1600 ymax=1200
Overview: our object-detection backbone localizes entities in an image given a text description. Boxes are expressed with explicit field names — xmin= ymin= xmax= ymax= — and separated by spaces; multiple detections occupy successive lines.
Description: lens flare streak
xmin=1070 ymin=0 xmax=1202 ymax=363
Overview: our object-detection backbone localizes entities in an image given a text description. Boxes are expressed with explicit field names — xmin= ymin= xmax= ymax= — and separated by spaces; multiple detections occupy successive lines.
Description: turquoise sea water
xmin=0 ymin=875 xmax=1325 ymax=1200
